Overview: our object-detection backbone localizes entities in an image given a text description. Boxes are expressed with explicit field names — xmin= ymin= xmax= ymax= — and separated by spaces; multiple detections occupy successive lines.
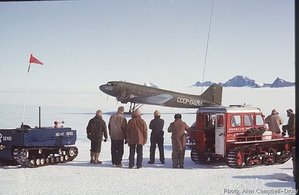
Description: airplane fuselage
xmin=99 ymin=81 xmax=222 ymax=109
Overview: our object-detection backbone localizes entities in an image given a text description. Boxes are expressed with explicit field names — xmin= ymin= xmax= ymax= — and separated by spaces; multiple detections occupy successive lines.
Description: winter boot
xmin=94 ymin=153 xmax=102 ymax=164
xmin=172 ymin=151 xmax=179 ymax=168
xmin=178 ymin=150 xmax=185 ymax=168
xmin=90 ymin=152 xmax=95 ymax=164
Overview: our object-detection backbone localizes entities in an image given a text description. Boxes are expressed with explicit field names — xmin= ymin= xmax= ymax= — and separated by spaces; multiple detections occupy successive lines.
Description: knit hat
xmin=154 ymin=110 xmax=160 ymax=117
xmin=118 ymin=106 xmax=124 ymax=113
xmin=96 ymin=110 xmax=102 ymax=117
xmin=134 ymin=109 xmax=142 ymax=117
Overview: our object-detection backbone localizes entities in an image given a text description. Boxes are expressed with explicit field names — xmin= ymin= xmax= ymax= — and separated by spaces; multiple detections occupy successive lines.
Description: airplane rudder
xmin=201 ymin=84 xmax=223 ymax=105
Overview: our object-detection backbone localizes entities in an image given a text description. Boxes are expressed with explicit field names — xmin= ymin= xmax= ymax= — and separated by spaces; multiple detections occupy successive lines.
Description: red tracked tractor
xmin=187 ymin=105 xmax=295 ymax=168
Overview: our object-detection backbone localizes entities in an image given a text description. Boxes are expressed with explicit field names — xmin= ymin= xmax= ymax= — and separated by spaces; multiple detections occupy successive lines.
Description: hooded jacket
xmin=126 ymin=116 xmax=147 ymax=145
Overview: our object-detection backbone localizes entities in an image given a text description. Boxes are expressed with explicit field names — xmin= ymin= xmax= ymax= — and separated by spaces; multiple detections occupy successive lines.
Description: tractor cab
xmin=187 ymin=105 xmax=267 ymax=164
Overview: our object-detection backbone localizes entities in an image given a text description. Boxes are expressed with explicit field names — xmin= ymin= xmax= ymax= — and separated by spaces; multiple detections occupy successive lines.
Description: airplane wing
xmin=130 ymin=94 xmax=173 ymax=105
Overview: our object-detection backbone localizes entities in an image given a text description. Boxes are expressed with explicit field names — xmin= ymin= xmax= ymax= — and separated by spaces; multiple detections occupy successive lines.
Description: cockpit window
xmin=107 ymin=82 xmax=116 ymax=87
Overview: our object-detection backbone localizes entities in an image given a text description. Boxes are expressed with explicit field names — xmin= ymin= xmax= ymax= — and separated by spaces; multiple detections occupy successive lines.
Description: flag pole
xmin=22 ymin=63 xmax=31 ymax=126
xmin=22 ymin=53 xmax=44 ymax=127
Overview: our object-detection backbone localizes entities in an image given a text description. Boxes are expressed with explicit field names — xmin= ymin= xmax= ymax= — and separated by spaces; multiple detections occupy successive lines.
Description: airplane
xmin=99 ymin=81 xmax=222 ymax=113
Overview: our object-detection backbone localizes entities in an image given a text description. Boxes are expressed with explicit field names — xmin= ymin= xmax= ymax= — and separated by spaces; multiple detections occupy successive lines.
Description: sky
xmin=0 ymin=0 xmax=295 ymax=92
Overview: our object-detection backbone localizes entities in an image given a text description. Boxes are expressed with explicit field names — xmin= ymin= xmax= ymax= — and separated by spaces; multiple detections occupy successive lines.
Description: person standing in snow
xmin=86 ymin=110 xmax=108 ymax=164
xmin=148 ymin=110 xmax=165 ymax=164
xmin=168 ymin=113 xmax=189 ymax=168
xmin=265 ymin=109 xmax=283 ymax=134
xmin=282 ymin=109 xmax=295 ymax=137
xmin=108 ymin=106 xmax=127 ymax=167
xmin=126 ymin=109 xmax=147 ymax=169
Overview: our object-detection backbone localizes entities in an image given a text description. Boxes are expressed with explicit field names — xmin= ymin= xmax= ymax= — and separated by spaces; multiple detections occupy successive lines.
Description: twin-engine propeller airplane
xmin=99 ymin=81 xmax=222 ymax=113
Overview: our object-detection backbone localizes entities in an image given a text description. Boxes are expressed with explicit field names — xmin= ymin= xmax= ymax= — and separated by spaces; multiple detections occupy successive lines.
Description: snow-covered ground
xmin=0 ymin=140 xmax=296 ymax=195
xmin=0 ymin=87 xmax=296 ymax=194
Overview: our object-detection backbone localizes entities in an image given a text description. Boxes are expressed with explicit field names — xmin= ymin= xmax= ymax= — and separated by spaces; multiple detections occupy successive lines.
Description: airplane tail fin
xmin=200 ymin=84 xmax=223 ymax=105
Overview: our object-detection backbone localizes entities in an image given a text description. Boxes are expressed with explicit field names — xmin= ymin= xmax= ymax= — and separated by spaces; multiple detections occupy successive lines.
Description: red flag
xmin=29 ymin=54 xmax=44 ymax=65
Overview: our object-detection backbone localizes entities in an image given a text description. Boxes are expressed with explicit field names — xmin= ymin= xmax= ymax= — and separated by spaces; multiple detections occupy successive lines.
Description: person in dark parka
xmin=86 ymin=110 xmax=108 ymax=164
xmin=148 ymin=110 xmax=165 ymax=164
xmin=282 ymin=109 xmax=295 ymax=137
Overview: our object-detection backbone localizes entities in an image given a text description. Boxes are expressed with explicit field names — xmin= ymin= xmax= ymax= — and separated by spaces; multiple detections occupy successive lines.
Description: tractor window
xmin=256 ymin=114 xmax=264 ymax=126
xmin=231 ymin=115 xmax=241 ymax=127
xmin=191 ymin=122 xmax=196 ymax=128
xmin=217 ymin=115 xmax=224 ymax=127
xmin=244 ymin=114 xmax=253 ymax=127
xmin=204 ymin=114 xmax=215 ymax=129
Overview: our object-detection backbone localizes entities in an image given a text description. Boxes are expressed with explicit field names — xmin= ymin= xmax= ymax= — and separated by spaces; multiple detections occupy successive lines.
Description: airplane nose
xmin=99 ymin=85 xmax=105 ymax=92
xmin=99 ymin=84 xmax=114 ymax=95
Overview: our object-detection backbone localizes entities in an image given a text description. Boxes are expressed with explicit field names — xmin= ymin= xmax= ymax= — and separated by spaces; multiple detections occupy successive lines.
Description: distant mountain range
xmin=193 ymin=75 xmax=295 ymax=88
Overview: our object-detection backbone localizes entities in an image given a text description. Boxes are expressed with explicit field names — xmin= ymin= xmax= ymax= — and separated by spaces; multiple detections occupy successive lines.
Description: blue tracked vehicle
xmin=0 ymin=125 xmax=78 ymax=168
